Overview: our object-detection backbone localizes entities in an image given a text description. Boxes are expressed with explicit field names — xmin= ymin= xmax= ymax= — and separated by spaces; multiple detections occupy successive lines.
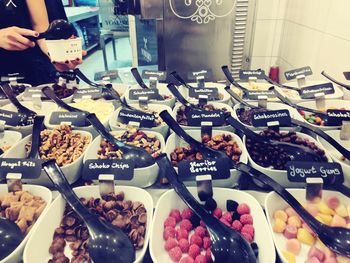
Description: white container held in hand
xmin=46 ymin=38 xmax=82 ymax=62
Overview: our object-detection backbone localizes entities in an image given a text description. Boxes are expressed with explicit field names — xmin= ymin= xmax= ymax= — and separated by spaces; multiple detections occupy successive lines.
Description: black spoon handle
xmin=321 ymin=71 xmax=350 ymax=91
xmin=292 ymin=118 xmax=350 ymax=160
xmin=262 ymin=74 xmax=300 ymax=91
xmin=27 ymin=116 xmax=44 ymax=159
xmin=131 ymin=68 xmax=149 ymax=89
xmin=167 ymin=83 xmax=197 ymax=109
xmin=236 ymin=162 xmax=323 ymax=230
xmin=332 ymin=184 xmax=350 ymax=197
xmin=26 ymin=33 xmax=47 ymax=42
xmin=224 ymin=86 xmax=257 ymax=108
xmin=221 ymin=66 xmax=248 ymax=92
xmin=0 ymin=83 xmax=31 ymax=112
xmin=85 ymin=113 xmax=124 ymax=149
xmin=156 ymin=154 xmax=219 ymax=225
xmin=170 ymin=71 xmax=193 ymax=89
xmin=74 ymin=69 xmax=99 ymax=88
xmin=42 ymin=86 xmax=84 ymax=113
xmin=43 ymin=160 xmax=97 ymax=224
xmin=159 ymin=110 xmax=205 ymax=152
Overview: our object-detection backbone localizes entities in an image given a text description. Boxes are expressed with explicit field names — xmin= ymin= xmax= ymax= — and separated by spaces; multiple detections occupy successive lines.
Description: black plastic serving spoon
xmin=221 ymin=65 xmax=249 ymax=92
xmin=42 ymin=160 xmax=135 ymax=263
xmin=0 ymin=83 xmax=37 ymax=126
xmin=322 ymin=71 xmax=350 ymax=92
xmin=167 ymin=83 xmax=199 ymax=109
xmin=27 ymin=19 xmax=75 ymax=41
xmin=27 ymin=116 xmax=44 ymax=159
xmin=130 ymin=68 xmax=164 ymax=100
xmin=0 ymin=217 xmax=23 ymax=260
xmin=156 ymin=154 xmax=256 ymax=262
xmin=170 ymin=71 xmax=196 ymax=90
xmin=237 ymin=163 xmax=350 ymax=257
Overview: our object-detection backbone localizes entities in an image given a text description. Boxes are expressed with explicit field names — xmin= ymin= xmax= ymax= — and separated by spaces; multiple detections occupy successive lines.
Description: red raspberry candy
xmin=241 ymin=224 xmax=254 ymax=238
xmin=176 ymin=228 xmax=189 ymax=241
xmin=212 ymin=207 xmax=222 ymax=218
xmin=182 ymin=208 xmax=193 ymax=220
xmin=205 ymin=249 xmax=212 ymax=262
xmin=231 ymin=220 xmax=243 ymax=231
xmin=169 ymin=246 xmax=182 ymax=262
xmin=241 ymin=232 xmax=253 ymax=243
xmin=194 ymin=226 xmax=206 ymax=238
xmin=200 ymin=220 xmax=206 ymax=227
xmin=190 ymin=234 xmax=203 ymax=247
xmin=237 ymin=203 xmax=250 ymax=215
xmin=188 ymin=244 xmax=201 ymax=259
xmin=170 ymin=209 xmax=182 ymax=223
xmin=195 ymin=255 xmax=206 ymax=263
xmin=178 ymin=238 xmax=190 ymax=253
xmin=164 ymin=226 xmax=176 ymax=240
xmin=222 ymin=211 xmax=232 ymax=223
xmin=180 ymin=219 xmax=193 ymax=231
xmin=180 ymin=256 xmax=194 ymax=263
xmin=240 ymin=214 xmax=253 ymax=225
xmin=203 ymin=237 xmax=211 ymax=249
xmin=219 ymin=217 xmax=230 ymax=227
xmin=165 ymin=238 xmax=178 ymax=251
xmin=164 ymin=217 xmax=177 ymax=228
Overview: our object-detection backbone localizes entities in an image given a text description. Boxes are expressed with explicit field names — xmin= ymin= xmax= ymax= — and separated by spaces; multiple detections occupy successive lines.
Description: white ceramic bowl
xmin=0 ymin=130 xmax=22 ymax=157
xmin=265 ymin=189 xmax=349 ymax=263
xmin=109 ymin=103 xmax=172 ymax=138
xmin=179 ymin=82 xmax=231 ymax=105
xmin=34 ymin=83 xmax=75 ymax=104
xmin=0 ymin=184 xmax=52 ymax=263
xmin=297 ymin=99 xmax=350 ymax=131
xmin=172 ymin=102 xmax=235 ymax=132
xmin=0 ymin=84 xmax=29 ymax=107
xmin=317 ymin=130 xmax=350 ymax=186
xmin=150 ymin=188 xmax=276 ymax=263
xmin=83 ymin=130 xmax=164 ymax=188
xmin=2 ymin=130 xmax=92 ymax=186
xmin=23 ymin=185 xmax=153 ymax=263
xmin=243 ymin=130 xmax=333 ymax=187
xmin=1 ymin=101 xmax=58 ymax=136
xmin=165 ymin=130 xmax=248 ymax=187
xmin=233 ymin=101 xmax=305 ymax=130
xmin=125 ymin=83 xmax=176 ymax=108
xmin=341 ymin=86 xmax=350 ymax=101
xmin=281 ymin=80 xmax=344 ymax=104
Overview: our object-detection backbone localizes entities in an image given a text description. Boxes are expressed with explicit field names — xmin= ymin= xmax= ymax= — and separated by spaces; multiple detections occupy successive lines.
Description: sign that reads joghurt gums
xmin=73 ymin=88 xmax=103 ymax=100
xmin=0 ymin=158 xmax=42 ymax=179
xmin=178 ymin=158 xmax=230 ymax=181
xmin=252 ymin=109 xmax=291 ymax=127
xmin=83 ymin=159 xmax=134 ymax=181
xmin=118 ymin=109 xmax=156 ymax=128
xmin=326 ymin=109 xmax=350 ymax=126
xmin=142 ymin=70 xmax=167 ymax=81
xmin=284 ymin=66 xmax=313 ymax=80
xmin=0 ymin=109 xmax=21 ymax=126
xmin=186 ymin=109 xmax=225 ymax=126
xmin=286 ymin=161 xmax=344 ymax=184
xmin=299 ymin=82 xmax=335 ymax=99
xmin=245 ymin=90 xmax=276 ymax=100
xmin=129 ymin=89 xmax=161 ymax=100
xmin=239 ymin=69 xmax=266 ymax=80
xmin=49 ymin=112 xmax=87 ymax=127
xmin=188 ymin=87 xmax=219 ymax=100
xmin=188 ymin=69 xmax=213 ymax=80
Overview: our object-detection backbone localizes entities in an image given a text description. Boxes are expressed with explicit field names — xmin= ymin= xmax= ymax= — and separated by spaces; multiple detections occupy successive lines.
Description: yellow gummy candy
xmin=287 ymin=216 xmax=301 ymax=228
xmin=314 ymin=215 xmax=325 ymax=224
xmin=297 ymin=228 xmax=315 ymax=246
xmin=317 ymin=213 xmax=333 ymax=225
xmin=273 ymin=218 xmax=286 ymax=233
xmin=318 ymin=202 xmax=335 ymax=215
xmin=335 ymin=204 xmax=348 ymax=218
xmin=274 ymin=210 xmax=288 ymax=222
xmin=282 ymin=250 xmax=296 ymax=263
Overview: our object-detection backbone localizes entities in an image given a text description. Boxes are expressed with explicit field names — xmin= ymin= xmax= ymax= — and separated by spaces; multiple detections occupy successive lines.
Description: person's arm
xmin=0 ymin=27 xmax=38 ymax=51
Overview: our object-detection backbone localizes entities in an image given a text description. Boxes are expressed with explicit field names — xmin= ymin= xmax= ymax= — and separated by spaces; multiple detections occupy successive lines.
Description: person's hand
xmin=0 ymin=26 xmax=38 ymax=51
xmin=52 ymin=50 xmax=87 ymax=72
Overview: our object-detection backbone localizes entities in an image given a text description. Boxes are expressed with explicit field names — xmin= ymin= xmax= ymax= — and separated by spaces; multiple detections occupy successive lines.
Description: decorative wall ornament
xmin=169 ymin=0 xmax=236 ymax=24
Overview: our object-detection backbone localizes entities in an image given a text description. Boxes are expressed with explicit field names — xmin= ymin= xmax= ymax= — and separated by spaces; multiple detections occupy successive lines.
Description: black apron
xmin=0 ymin=0 xmax=67 ymax=85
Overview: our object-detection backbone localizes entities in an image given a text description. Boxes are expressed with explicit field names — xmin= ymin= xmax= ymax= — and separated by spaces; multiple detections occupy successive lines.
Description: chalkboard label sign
xmin=49 ymin=112 xmax=87 ymax=127
xmin=186 ymin=109 xmax=225 ymax=126
xmin=0 ymin=158 xmax=42 ymax=179
xmin=22 ymin=87 xmax=43 ymax=99
xmin=178 ymin=158 xmax=230 ymax=181
xmin=118 ymin=109 xmax=156 ymax=128
xmin=284 ymin=66 xmax=313 ymax=80
xmin=245 ymin=90 xmax=276 ymax=100
xmin=56 ymin=71 xmax=76 ymax=81
xmin=129 ymin=89 xmax=161 ymax=100
xmin=286 ymin=161 xmax=344 ymax=184
xmin=299 ymin=82 xmax=335 ymax=99
xmin=82 ymin=159 xmax=134 ymax=181
xmin=94 ymin=70 xmax=119 ymax=81
xmin=252 ymin=109 xmax=291 ymax=127
xmin=142 ymin=70 xmax=167 ymax=81
xmin=188 ymin=69 xmax=213 ymax=80
xmin=73 ymin=88 xmax=103 ymax=100
xmin=239 ymin=70 xmax=266 ymax=80
xmin=0 ymin=109 xmax=21 ymax=126
xmin=188 ymin=88 xmax=219 ymax=100
xmin=326 ymin=109 xmax=350 ymax=126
